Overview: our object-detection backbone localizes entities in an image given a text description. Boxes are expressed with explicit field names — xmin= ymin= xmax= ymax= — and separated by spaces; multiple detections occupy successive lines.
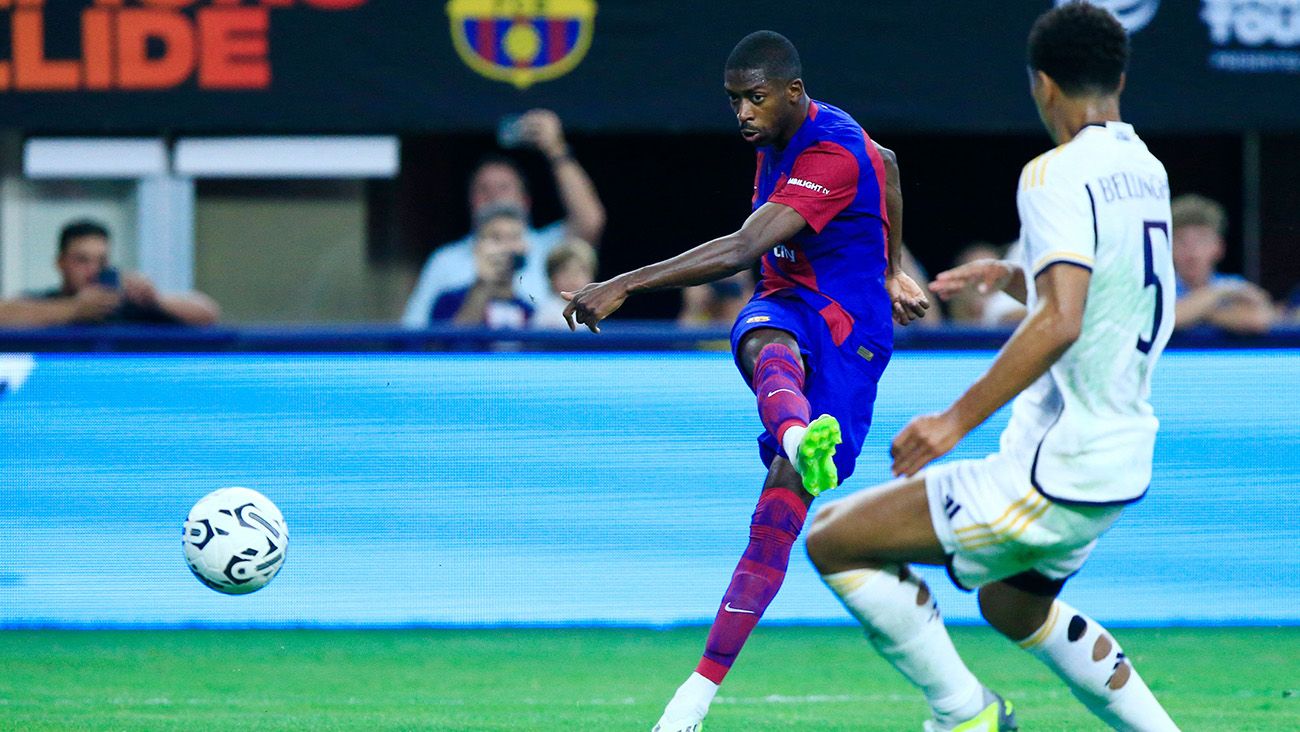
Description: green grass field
xmin=2 ymin=627 xmax=1296 ymax=731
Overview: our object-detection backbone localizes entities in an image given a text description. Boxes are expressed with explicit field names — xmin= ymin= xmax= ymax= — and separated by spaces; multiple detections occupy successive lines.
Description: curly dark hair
xmin=1028 ymin=2 xmax=1128 ymax=96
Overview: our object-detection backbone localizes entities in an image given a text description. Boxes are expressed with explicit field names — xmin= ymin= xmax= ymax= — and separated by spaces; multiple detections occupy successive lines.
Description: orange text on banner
xmin=0 ymin=1 xmax=366 ymax=91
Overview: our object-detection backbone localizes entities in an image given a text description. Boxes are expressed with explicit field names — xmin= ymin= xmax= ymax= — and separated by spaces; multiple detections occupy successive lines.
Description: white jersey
xmin=1002 ymin=121 xmax=1175 ymax=505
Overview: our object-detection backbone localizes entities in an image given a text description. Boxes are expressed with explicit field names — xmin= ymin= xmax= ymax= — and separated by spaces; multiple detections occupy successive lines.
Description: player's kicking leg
xmin=979 ymin=582 xmax=1179 ymax=731
xmin=744 ymin=332 xmax=842 ymax=496
xmin=653 ymin=331 xmax=840 ymax=732
xmin=805 ymin=476 xmax=1016 ymax=731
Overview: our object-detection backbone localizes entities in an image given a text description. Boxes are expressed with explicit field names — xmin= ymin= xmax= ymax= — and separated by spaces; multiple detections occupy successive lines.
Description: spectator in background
xmin=942 ymin=242 xmax=1026 ymax=326
xmin=0 ymin=220 xmax=220 ymax=327
xmin=403 ymin=109 xmax=606 ymax=328
xmin=533 ymin=237 xmax=597 ymax=329
xmin=1281 ymin=286 xmax=1300 ymax=324
xmin=430 ymin=204 xmax=534 ymax=328
xmin=677 ymin=271 xmax=755 ymax=328
xmin=1171 ymin=194 xmax=1273 ymax=334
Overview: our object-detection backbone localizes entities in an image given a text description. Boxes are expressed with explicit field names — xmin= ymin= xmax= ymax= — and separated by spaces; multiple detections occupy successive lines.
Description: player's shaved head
xmin=726 ymin=31 xmax=802 ymax=83
xmin=1028 ymin=1 xmax=1128 ymax=96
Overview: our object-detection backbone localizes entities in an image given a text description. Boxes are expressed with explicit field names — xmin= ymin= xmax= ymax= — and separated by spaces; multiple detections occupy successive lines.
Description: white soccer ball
xmin=182 ymin=487 xmax=288 ymax=595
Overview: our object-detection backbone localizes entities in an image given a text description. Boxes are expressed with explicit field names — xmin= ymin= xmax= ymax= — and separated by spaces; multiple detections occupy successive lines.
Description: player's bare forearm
xmin=893 ymin=278 xmax=1083 ymax=474
xmin=898 ymin=265 xmax=1088 ymax=474
xmin=931 ymin=259 xmax=1026 ymax=305
xmin=1003 ymin=264 xmax=1029 ymax=304
xmin=894 ymin=266 xmax=1086 ymax=478
xmin=562 ymin=203 xmax=805 ymax=333
xmin=872 ymin=142 xmax=929 ymax=325
xmin=873 ymin=142 xmax=904 ymax=276
xmin=947 ymin=305 xmax=1075 ymax=431
xmin=946 ymin=264 xmax=1088 ymax=431
xmin=622 ymin=203 xmax=806 ymax=294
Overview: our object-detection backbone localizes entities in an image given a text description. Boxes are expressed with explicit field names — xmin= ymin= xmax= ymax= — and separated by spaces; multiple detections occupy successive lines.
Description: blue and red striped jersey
xmin=753 ymin=100 xmax=892 ymax=349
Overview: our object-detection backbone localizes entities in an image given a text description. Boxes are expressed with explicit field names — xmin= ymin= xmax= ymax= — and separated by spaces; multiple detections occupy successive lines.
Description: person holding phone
xmin=429 ymin=204 xmax=535 ymax=328
xmin=401 ymin=109 xmax=606 ymax=329
xmin=0 ymin=220 xmax=220 ymax=327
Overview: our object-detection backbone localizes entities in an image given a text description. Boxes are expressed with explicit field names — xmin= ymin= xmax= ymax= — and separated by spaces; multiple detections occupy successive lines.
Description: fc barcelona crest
xmin=447 ymin=0 xmax=598 ymax=90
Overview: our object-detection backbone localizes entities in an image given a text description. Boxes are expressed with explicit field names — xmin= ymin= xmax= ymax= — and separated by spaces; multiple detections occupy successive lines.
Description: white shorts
xmin=924 ymin=452 xmax=1124 ymax=592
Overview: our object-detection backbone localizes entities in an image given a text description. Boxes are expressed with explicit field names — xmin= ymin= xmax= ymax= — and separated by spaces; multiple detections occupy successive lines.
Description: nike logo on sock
xmin=765 ymin=388 xmax=796 ymax=398
xmin=723 ymin=602 xmax=756 ymax=615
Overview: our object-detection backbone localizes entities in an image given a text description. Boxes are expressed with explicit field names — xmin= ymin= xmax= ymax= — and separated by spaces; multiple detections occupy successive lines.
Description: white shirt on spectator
xmin=402 ymin=221 xmax=567 ymax=328
xmin=531 ymin=292 xmax=572 ymax=330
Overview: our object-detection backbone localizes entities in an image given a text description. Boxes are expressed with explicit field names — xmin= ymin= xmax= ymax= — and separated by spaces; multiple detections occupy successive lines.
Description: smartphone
xmin=96 ymin=267 xmax=120 ymax=289
xmin=496 ymin=114 xmax=525 ymax=149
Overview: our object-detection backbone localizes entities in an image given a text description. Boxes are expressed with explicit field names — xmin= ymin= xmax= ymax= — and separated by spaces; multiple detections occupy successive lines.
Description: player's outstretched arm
xmin=561 ymin=202 xmax=807 ymax=333
xmin=891 ymin=262 xmax=1088 ymax=476
xmin=930 ymin=258 xmax=1029 ymax=305
xmin=873 ymin=142 xmax=929 ymax=325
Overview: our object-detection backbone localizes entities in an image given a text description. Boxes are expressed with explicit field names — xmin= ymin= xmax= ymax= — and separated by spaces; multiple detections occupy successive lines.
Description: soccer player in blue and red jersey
xmin=562 ymin=31 xmax=929 ymax=731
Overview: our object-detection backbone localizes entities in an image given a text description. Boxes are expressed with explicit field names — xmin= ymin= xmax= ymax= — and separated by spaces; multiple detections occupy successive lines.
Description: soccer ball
xmin=183 ymin=487 xmax=288 ymax=595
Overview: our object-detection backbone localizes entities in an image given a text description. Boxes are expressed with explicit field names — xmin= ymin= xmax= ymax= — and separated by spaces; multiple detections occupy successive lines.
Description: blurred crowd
xmin=1 ymin=110 xmax=1294 ymax=337
xmin=0 ymin=220 xmax=219 ymax=328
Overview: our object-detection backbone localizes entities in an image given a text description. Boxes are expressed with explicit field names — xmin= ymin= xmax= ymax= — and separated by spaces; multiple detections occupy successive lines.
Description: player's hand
xmin=890 ymin=410 xmax=967 ymax=477
xmin=886 ymin=271 xmax=930 ymax=326
xmin=561 ymin=277 xmax=629 ymax=333
xmin=930 ymin=259 xmax=1014 ymax=301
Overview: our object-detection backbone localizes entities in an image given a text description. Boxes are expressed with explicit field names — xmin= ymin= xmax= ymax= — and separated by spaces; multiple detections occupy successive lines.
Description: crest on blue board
xmin=447 ymin=0 xmax=598 ymax=89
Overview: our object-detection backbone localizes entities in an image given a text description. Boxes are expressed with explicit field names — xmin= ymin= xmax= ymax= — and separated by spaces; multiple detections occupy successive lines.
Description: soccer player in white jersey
xmin=804 ymin=3 xmax=1180 ymax=731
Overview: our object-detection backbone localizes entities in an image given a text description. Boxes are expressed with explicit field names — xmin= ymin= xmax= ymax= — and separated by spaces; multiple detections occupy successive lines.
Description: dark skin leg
xmin=809 ymin=482 xmax=1059 ymax=642
xmin=978 ymin=580 xmax=1056 ymax=642
xmin=983 ymin=580 xmax=1139 ymax=695
xmin=804 ymin=475 xmax=948 ymax=573
xmin=736 ymin=326 xmax=801 ymax=383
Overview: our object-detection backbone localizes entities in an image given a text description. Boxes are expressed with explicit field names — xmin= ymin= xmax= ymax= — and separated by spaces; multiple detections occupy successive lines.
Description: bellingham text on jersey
xmin=1094 ymin=171 xmax=1169 ymax=205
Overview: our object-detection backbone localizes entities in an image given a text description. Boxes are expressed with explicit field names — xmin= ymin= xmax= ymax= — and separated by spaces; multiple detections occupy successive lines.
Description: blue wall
xmin=1 ymin=350 xmax=1297 ymax=628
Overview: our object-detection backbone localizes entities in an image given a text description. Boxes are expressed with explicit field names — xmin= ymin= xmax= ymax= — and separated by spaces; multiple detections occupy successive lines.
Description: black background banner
xmin=1 ymin=1 xmax=1298 ymax=134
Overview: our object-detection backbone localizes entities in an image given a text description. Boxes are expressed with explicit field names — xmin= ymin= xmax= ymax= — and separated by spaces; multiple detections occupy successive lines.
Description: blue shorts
xmin=730 ymin=295 xmax=891 ymax=485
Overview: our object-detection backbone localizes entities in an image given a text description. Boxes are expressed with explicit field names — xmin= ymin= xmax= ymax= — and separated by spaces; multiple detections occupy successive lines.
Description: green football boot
xmin=796 ymin=414 xmax=842 ymax=497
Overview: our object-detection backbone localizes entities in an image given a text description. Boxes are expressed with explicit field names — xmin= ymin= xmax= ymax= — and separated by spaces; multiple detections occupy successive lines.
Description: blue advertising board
xmin=1 ymin=349 xmax=1297 ymax=628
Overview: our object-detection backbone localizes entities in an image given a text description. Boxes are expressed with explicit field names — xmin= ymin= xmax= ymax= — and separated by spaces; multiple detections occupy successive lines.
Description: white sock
xmin=823 ymin=566 xmax=986 ymax=726
xmin=658 ymin=672 xmax=718 ymax=723
xmin=782 ymin=425 xmax=807 ymax=471
xmin=1020 ymin=601 xmax=1179 ymax=731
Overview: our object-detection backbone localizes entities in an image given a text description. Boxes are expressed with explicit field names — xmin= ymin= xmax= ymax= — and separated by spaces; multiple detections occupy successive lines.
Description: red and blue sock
xmin=753 ymin=342 xmax=811 ymax=452
xmin=695 ymin=488 xmax=809 ymax=684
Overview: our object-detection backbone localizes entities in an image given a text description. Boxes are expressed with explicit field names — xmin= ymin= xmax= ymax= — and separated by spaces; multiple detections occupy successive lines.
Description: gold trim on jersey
xmin=1018 ymin=600 xmax=1061 ymax=649
xmin=1031 ymin=251 xmax=1095 ymax=274
xmin=822 ymin=568 xmax=881 ymax=596
xmin=1020 ymin=145 xmax=1066 ymax=191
